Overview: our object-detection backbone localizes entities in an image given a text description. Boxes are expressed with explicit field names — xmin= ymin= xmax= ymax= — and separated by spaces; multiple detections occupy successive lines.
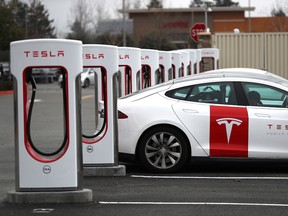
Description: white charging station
xmin=141 ymin=49 xmax=159 ymax=88
xmin=177 ymin=50 xmax=190 ymax=77
xmin=82 ymin=44 xmax=124 ymax=176
xmin=182 ymin=49 xmax=197 ymax=75
xmin=158 ymin=51 xmax=172 ymax=82
xmin=197 ymin=48 xmax=219 ymax=73
xmin=170 ymin=51 xmax=181 ymax=79
xmin=10 ymin=39 xmax=88 ymax=197
xmin=118 ymin=47 xmax=141 ymax=96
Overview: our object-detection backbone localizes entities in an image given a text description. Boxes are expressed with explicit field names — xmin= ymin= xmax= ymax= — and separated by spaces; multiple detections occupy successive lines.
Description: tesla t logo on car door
xmin=210 ymin=106 xmax=249 ymax=157
xmin=216 ymin=118 xmax=242 ymax=143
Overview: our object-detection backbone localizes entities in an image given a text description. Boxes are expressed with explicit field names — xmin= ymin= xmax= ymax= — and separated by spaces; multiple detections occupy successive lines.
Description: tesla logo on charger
xmin=141 ymin=55 xmax=149 ymax=60
xmin=216 ymin=118 xmax=242 ymax=143
xmin=84 ymin=53 xmax=104 ymax=59
xmin=24 ymin=50 xmax=64 ymax=58
xmin=119 ymin=54 xmax=129 ymax=59
xmin=202 ymin=51 xmax=215 ymax=56
xmin=87 ymin=145 xmax=93 ymax=153
xmin=43 ymin=165 xmax=51 ymax=174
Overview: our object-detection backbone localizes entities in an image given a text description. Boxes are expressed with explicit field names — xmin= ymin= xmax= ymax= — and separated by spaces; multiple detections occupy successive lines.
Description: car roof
xmin=119 ymin=68 xmax=288 ymax=102
xmin=173 ymin=68 xmax=288 ymax=87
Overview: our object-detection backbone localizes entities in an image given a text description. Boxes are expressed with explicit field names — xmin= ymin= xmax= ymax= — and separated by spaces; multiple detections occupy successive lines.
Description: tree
xmin=270 ymin=3 xmax=288 ymax=31
xmin=94 ymin=33 xmax=134 ymax=46
xmin=0 ymin=0 xmax=56 ymax=61
xmin=66 ymin=0 xmax=93 ymax=43
xmin=67 ymin=0 xmax=111 ymax=43
xmin=26 ymin=0 xmax=56 ymax=38
xmin=0 ymin=1 xmax=24 ymax=52
xmin=215 ymin=0 xmax=238 ymax=6
xmin=190 ymin=0 xmax=238 ymax=7
xmin=189 ymin=0 xmax=204 ymax=7
xmin=147 ymin=0 xmax=163 ymax=9
xmin=139 ymin=32 xmax=176 ymax=50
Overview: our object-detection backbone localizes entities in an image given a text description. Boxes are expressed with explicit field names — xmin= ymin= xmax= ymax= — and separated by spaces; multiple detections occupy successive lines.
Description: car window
xmin=188 ymin=82 xmax=236 ymax=105
xmin=165 ymin=86 xmax=192 ymax=100
xmin=241 ymin=82 xmax=288 ymax=108
xmin=165 ymin=82 xmax=237 ymax=105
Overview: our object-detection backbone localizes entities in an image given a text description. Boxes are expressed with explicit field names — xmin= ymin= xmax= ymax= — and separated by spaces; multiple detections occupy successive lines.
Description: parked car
xmin=32 ymin=68 xmax=56 ymax=83
xmin=117 ymin=68 xmax=288 ymax=173
xmin=58 ymin=68 xmax=95 ymax=88
xmin=80 ymin=68 xmax=96 ymax=88
xmin=0 ymin=62 xmax=12 ymax=80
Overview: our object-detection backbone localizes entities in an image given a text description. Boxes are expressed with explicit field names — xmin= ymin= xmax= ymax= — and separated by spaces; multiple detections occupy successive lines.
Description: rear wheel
xmin=138 ymin=126 xmax=189 ymax=173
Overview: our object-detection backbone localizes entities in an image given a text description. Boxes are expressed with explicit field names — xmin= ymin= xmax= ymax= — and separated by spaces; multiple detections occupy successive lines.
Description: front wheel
xmin=138 ymin=126 xmax=189 ymax=173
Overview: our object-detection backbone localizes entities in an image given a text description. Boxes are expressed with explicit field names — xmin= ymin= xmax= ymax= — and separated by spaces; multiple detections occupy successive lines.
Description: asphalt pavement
xmin=1 ymin=83 xmax=288 ymax=216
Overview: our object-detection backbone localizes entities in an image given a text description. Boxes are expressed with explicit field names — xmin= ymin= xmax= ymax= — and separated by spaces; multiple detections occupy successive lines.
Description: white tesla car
xmin=117 ymin=68 xmax=288 ymax=173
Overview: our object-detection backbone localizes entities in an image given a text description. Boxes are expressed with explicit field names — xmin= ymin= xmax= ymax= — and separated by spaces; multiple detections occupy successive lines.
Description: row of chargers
xmin=10 ymin=39 xmax=219 ymax=192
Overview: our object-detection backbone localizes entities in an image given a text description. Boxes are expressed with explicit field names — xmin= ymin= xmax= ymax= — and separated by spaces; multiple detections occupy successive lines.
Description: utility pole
xmin=248 ymin=0 xmax=251 ymax=32
xmin=122 ymin=0 xmax=127 ymax=46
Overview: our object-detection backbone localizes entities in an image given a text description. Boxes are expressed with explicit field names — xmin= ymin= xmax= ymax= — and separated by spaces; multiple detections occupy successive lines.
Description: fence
xmin=213 ymin=32 xmax=288 ymax=79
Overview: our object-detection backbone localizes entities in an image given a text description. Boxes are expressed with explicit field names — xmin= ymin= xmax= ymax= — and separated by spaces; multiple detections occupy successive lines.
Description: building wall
xmin=212 ymin=11 xmax=246 ymax=32
xmin=128 ymin=9 xmax=288 ymax=46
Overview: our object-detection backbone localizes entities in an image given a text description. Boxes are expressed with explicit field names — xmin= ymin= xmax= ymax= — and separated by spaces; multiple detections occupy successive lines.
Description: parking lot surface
xmin=1 ymin=83 xmax=288 ymax=216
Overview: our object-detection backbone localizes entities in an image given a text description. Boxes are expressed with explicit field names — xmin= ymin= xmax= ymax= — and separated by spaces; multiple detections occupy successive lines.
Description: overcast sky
xmin=22 ymin=0 xmax=284 ymax=37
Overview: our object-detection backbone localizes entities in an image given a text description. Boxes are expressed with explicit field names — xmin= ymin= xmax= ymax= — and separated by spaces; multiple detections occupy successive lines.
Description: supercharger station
xmin=118 ymin=47 xmax=141 ymax=96
xmin=182 ymin=49 xmax=197 ymax=75
xmin=196 ymin=48 xmax=219 ymax=73
xmin=82 ymin=44 xmax=125 ymax=176
xmin=141 ymin=49 xmax=159 ymax=88
xmin=170 ymin=51 xmax=181 ymax=79
xmin=177 ymin=50 xmax=190 ymax=77
xmin=158 ymin=51 xmax=172 ymax=82
xmin=8 ymin=39 xmax=92 ymax=203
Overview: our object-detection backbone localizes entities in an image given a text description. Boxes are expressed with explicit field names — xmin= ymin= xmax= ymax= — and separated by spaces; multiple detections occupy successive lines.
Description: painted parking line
xmin=131 ymin=175 xmax=288 ymax=180
xmin=82 ymin=95 xmax=94 ymax=100
xmin=99 ymin=201 xmax=288 ymax=207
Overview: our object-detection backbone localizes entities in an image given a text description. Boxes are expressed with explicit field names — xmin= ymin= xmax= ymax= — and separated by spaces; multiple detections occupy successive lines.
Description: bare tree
xmin=67 ymin=0 xmax=111 ymax=42
xmin=270 ymin=0 xmax=288 ymax=31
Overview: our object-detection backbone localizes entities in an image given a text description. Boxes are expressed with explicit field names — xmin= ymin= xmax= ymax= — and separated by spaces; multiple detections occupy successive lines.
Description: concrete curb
xmin=0 ymin=90 xmax=13 ymax=96
xmin=83 ymin=165 xmax=126 ymax=177
xmin=6 ymin=189 xmax=93 ymax=204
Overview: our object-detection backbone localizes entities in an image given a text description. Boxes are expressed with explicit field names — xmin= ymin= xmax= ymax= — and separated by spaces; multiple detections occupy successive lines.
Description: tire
xmin=138 ymin=126 xmax=189 ymax=173
xmin=83 ymin=79 xmax=90 ymax=88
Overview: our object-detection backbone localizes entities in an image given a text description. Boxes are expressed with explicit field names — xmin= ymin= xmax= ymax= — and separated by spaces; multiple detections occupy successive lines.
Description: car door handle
xmin=182 ymin=109 xmax=199 ymax=114
xmin=255 ymin=113 xmax=271 ymax=118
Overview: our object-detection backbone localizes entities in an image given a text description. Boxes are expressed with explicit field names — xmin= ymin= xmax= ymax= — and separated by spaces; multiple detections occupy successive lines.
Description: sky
xmin=22 ymin=0 xmax=285 ymax=37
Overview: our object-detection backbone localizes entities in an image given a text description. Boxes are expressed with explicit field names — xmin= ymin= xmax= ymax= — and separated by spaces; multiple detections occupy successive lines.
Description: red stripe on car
xmin=210 ymin=105 xmax=249 ymax=157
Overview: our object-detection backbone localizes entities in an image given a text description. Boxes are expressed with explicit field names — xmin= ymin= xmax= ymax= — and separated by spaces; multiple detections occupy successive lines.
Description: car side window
xmin=187 ymin=82 xmax=236 ymax=105
xmin=165 ymin=86 xmax=192 ymax=100
xmin=241 ymin=82 xmax=288 ymax=108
